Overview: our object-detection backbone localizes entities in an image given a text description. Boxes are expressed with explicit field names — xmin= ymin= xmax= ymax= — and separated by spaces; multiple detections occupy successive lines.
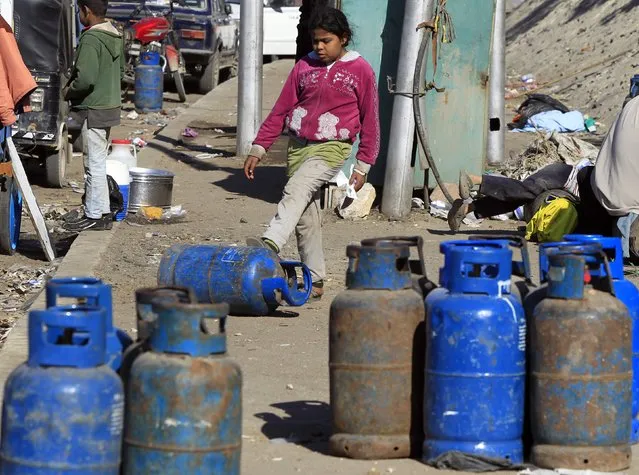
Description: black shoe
xmin=63 ymin=214 xmax=113 ymax=232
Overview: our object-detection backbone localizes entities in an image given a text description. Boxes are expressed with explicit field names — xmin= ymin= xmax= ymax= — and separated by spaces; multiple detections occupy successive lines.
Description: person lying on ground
xmin=447 ymin=160 xmax=613 ymax=237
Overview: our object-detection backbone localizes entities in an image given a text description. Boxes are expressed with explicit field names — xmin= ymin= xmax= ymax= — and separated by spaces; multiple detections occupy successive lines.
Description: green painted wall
xmin=339 ymin=0 xmax=495 ymax=188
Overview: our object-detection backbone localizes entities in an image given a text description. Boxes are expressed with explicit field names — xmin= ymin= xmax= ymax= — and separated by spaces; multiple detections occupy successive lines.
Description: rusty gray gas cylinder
xmin=329 ymin=240 xmax=426 ymax=459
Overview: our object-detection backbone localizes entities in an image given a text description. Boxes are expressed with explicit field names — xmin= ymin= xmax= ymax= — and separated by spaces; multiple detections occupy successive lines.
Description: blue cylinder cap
xmin=46 ymin=277 xmax=114 ymax=331
xmin=539 ymin=241 xmax=603 ymax=283
xmin=546 ymin=246 xmax=615 ymax=298
xmin=346 ymin=242 xmax=412 ymax=290
xmin=440 ymin=240 xmax=513 ymax=296
xmin=149 ymin=302 xmax=229 ymax=356
xmin=28 ymin=306 xmax=107 ymax=368
xmin=563 ymin=234 xmax=624 ymax=280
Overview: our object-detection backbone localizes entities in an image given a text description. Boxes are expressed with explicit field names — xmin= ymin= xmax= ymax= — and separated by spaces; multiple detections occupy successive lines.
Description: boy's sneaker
xmin=63 ymin=214 xmax=113 ymax=232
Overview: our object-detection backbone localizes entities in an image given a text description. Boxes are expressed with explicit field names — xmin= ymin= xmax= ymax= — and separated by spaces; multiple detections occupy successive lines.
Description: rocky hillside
xmin=506 ymin=0 xmax=639 ymax=131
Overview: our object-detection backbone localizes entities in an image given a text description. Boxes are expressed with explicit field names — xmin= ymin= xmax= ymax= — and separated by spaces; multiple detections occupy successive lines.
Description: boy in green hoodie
xmin=64 ymin=0 xmax=123 ymax=232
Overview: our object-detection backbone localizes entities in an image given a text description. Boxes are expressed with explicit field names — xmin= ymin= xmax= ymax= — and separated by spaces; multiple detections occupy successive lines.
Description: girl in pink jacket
xmin=243 ymin=7 xmax=380 ymax=299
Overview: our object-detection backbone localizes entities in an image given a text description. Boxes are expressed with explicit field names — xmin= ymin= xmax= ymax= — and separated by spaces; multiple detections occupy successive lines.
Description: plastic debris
xmin=126 ymin=110 xmax=139 ymax=120
xmin=132 ymin=137 xmax=147 ymax=148
xmin=181 ymin=127 xmax=199 ymax=138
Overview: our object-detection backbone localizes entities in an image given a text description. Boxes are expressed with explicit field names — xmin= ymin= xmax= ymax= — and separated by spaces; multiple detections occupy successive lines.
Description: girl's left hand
xmin=349 ymin=172 xmax=366 ymax=192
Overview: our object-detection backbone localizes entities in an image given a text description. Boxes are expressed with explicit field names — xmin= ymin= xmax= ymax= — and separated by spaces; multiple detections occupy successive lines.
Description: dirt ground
xmin=81 ymin=60 xmax=637 ymax=474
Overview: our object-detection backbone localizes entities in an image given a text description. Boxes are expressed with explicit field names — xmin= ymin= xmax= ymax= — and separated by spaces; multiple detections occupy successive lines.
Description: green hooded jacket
xmin=65 ymin=22 xmax=124 ymax=110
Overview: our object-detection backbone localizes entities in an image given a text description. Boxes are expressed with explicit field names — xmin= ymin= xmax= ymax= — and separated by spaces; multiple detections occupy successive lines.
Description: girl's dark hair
xmin=78 ymin=0 xmax=108 ymax=17
xmin=309 ymin=7 xmax=353 ymax=46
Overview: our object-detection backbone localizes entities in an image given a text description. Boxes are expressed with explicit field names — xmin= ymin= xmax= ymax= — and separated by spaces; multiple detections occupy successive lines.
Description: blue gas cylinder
xmin=530 ymin=248 xmax=632 ymax=471
xmin=135 ymin=55 xmax=163 ymax=113
xmin=1 ymin=306 xmax=124 ymax=474
xmin=423 ymin=240 xmax=526 ymax=464
xmin=119 ymin=287 xmax=195 ymax=382
xmin=123 ymin=302 xmax=242 ymax=474
xmin=562 ymin=234 xmax=639 ymax=443
xmin=46 ymin=277 xmax=133 ymax=371
xmin=330 ymin=240 xmax=426 ymax=459
xmin=157 ymin=243 xmax=312 ymax=315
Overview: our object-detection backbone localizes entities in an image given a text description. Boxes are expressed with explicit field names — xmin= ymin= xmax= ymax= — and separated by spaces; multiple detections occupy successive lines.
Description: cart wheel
xmin=46 ymin=133 xmax=69 ymax=188
xmin=173 ymin=71 xmax=187 ymax=103
xmin=0 ymin=176 xmax=23 ymax=255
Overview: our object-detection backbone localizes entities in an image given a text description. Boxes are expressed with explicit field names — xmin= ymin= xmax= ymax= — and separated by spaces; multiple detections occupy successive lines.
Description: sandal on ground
xmin=448 ymin=199 xmax=470 ymax=232
xmin=304 ymin=280 xmax=324 ymax=300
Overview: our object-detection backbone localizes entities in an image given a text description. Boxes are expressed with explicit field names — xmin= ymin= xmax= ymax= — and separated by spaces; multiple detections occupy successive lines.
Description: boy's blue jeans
xmin=82 ymin=121 xmax=111 ymax=219
xmin=615 ymin=213 xmax=639 ymax=259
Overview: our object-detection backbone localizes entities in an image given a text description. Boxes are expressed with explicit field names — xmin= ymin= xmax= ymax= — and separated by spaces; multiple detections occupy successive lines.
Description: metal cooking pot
xmin=128 ymin=167 xmax=174 ymax=213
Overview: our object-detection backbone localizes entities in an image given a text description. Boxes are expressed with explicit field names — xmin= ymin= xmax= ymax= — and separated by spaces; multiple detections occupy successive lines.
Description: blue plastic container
xmin=424 ymin=240 xmax=526 ymax=463
xmin=157 ymin=243 xmax=312 ymax=315
xmin=562 ymin=234 xmax=639 ymax=443
xmin=123 ymin=302 xmax=241 ymax=474
xmin=0 ymin=306 xmax=124 ymax=474
xmin=530 ymin=248 xmax=632 ymax=470
xmin=116 ymin=184 xmax=129 ymax=222
xmin=46 ymin=277 xmax=133 ymax=371
xmin=135 ymin=61 xmax=163 ymax=113
xmin=630 ymin=74 xmax=639 ymax=99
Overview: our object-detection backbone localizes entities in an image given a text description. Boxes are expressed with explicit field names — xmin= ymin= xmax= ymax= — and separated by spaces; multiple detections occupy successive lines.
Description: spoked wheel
xmin=0 ymin=176 xmax=23 ymax=255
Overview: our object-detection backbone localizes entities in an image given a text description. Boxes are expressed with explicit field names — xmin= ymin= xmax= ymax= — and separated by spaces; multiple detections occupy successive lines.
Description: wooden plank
xmin=6 ymin=138 xmax=56 ymax=262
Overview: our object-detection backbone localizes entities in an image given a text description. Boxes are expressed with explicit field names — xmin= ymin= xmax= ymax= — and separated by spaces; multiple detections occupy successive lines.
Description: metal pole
xmin=381 ymin=0 xmax=429 ymax=220
xmin=487 ymin=0 xmax=505 ymax=165
xmin=236 ymin=0 xmax=264 ymax=158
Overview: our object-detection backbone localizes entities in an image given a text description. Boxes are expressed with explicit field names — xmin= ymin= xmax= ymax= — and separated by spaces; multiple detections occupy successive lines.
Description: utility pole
xmin=487 ymin=0 xmax=505 ymax=165
xmin=236 ymin=0 xmax=264 ymax=158
xmin=381 ymin=0 xmax=430 ymax=220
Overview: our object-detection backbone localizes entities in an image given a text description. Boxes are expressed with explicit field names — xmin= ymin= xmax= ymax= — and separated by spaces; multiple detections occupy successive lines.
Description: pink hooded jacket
xmin=251 ymin=51 xmax=380 ymax=173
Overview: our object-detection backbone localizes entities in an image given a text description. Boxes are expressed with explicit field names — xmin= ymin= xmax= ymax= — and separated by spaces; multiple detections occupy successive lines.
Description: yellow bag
xmin=525 ymin=197 xmax=578 ymax=243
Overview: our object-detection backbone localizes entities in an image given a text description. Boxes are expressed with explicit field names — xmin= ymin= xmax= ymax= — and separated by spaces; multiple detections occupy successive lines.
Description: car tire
xmin=0 ymin=175 xmax=23 ymax=255
xmin=199 ymin=52 xmax=220 ymax=94
xmin=46 ymin=132 xmax=69 ymax=188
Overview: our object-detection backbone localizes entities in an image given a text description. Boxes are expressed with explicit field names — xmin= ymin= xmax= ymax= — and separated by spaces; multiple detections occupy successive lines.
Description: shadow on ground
xmin=17 ymin=232 xmax=77 ymax=261
xmin=255 ymin=400 xmax=332 ymax=455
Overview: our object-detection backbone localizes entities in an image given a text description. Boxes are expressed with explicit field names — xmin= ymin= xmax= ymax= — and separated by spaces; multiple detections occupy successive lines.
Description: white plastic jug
xmin=108 ymin=140 xmax=137 ymax=170
xmin=106 ymin=160 xmax=131 ymax=222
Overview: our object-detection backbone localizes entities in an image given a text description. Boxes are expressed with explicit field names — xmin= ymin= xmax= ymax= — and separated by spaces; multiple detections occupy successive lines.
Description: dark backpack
xmin=81 ymin=175 xmax=124 ymax=218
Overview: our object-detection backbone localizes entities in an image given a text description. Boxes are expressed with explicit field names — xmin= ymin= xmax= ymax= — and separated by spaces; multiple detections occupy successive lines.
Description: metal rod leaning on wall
xmin=236 ymin=0 xmax=264 ymax=158
xmin=487 ymin=0 xmax=505 ymax=165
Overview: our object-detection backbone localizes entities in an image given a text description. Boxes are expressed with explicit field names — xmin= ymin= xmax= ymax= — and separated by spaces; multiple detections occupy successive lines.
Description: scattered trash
xmin=286 ymin=384 xmax=294 ymax=390
xmin=495 ymin=132 xmax=598 ymax=181
xmin=521 ymin=73 xmax=536 ymax=85
xmin=509 ymin=94 xmax=576 ymax=131
xmin=240 ymin=218 xmax=248 ymax=224
xmin=272 ymin=458 xmax=283 ymax=462
xmin=126 ymin=110 xmax=139 ymax=120
xmin=127 ymin=205 xmax=187 ymax=225
xmin=0 ymin=264 xmax=57 ymax=313
xmin=512 ymin=110 xmax=586 ymax=133
xmin=195 ymin=153 xmax=222 ymax=160
xmin=214 ymin=128 xmax=225 ymax=134
xmin=132 ymin=137 xmax=147 ymax=148
xmin=411 ymin=198 xmax=425 ymax=209
xmin=181 ymin=127 xmax=199 ymax=138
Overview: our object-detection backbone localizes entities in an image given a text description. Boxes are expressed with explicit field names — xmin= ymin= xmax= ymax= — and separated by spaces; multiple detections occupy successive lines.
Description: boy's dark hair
xmin=309 ymin=7 xmax=353 ymax=46
xmin=78 ymin=0 xmax=108 ymax=17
